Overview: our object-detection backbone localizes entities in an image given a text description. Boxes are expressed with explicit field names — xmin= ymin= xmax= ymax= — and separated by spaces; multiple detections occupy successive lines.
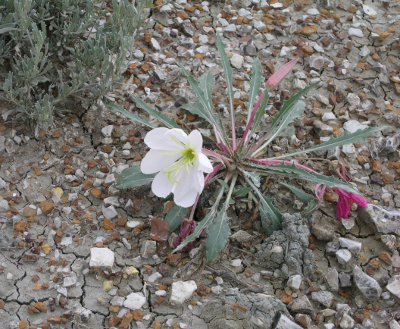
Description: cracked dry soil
xmin=1 ymin=0 xmax=400 ymax=328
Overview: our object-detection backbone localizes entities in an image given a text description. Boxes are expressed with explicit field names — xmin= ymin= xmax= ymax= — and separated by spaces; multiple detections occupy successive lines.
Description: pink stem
xmin=202 ymin=148 xmax=229 ymax=164
xmin=238 ymin=92 xmax=265 ymax=149
xmin=205 ymin=163 xmax=224 ymax=186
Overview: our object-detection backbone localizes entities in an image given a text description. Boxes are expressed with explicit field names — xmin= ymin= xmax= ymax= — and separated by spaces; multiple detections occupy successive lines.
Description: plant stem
xmin=223 ymin=173 xmax=238 ymax=211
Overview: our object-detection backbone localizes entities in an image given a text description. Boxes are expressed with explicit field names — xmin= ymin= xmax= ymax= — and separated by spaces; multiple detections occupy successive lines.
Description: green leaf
xmin=173 ymin=208 xmax=217 ymax=253
xmin=253 ymin=88 xmax=270 ymax=129
xmin=216 ymin=34 xmax=234 ymax=115
xmin=272 ymin=84 xmax=315 ymax=126
xmin=233 ymin=186 xmax=251 ymax=198
xmin=241 ymin=170 xmax=261 ymax=188
xmin=247 ymin=58 xmax=262 ymax=123
xmin=242 ymin=172 xmax=282 ymax=234
xmin=259 ymin=194 xmax=283 ymax=234
xmin=165 ymin=205 xmax=189 ymax=232
xmin=248 ymin=163 xmax=360 ymax=195
xmin=108 ymin=103 xmax=155 ymax=129
xmin=130 ymin=93 xmax=179 ymax=129
xmin=205 ymin=210 xmax=231 ymax=262
xmin=280 ymin=182 xmax=319 ymax=214
xmin=181 ymin=68 xmax=220 ymax=129
xmin=274 ymin=126 xmax=385 ymax=159
xmin=116 ymin=165 xmax=155 ymax=189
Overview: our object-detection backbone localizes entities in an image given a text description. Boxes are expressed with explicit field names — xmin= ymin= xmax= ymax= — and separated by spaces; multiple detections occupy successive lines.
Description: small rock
xmin=287 ymin=274 xmax=302 ymax=290
xmin=0 ymin=178 xmax=8 ymax=190
xmin=89 ymin=248 xmax=115 ymax=267
xmin=253 ymin=21 xmax=266 ymax=31
xmin=339 ymin=313 xmax=355 ymax=329
xmin=148 ymin=272 xmax=162 ymax=283
xmin=0 ymin=199 xmax=9 ymax=212
xmin=141 ymin=240 xmax=157 ymax=258
xmin=231 ymin=259 xmax=242 ymax=267
xmin=238 ymin=8 xmax=251 ymax=17
xmin=363 ymin=5 xmax=377 ymax=16
xmin=309 ymin=55 xmax=325 ymax=69
xmin=390 ymin=320 xmax=400 ymax=329
xmin=343 ymin=120 xmax=368 ymax=134
xmin=311 ymin=291 xmax=334 ymax=308
xmin=386 ymin=275 xmax=400 ymax=299
xmin=231 ymin=230 xmax=252 ymax=244
xmin=103 ymin=280 xmax=113 ymax=292
xmin=348 ymin=28 xmax=363 ymax=38
xmin=295 ymin=314 xmax=311 ymax=328
xmin=230 ymin=54 xmax=244 ymax=69
xmin=101 ymin=125 xmax=114 ymax=138
xmin=160 ymin=3 xmax=173 ymax=12
xmin=353 ymin=266 xmax=382 ymax=300
xmin=150 ymin=38 xmax=161 ymax=51
xmin=102 ymin=205 xmax=118 ymax=219
xmin=288 ymin=296 xmax=314 ymax=314
xmin=63 ymin=273 xmax=78 ymax=287
xmin=336 ymin=249 xmax=352 ymax=265
xmin=124 ymin=292 xmax=146 ymax=310
xmin=339 ymin=238 xmax=362 ymax=254
xmin=339 ymin=272 xmax=352 ymax=288
xmin=326 ymin=268 xmax=339 ymax=291
xmin=359 ymin=45 xmax=370 ymax=57
xmin=347 ymin=93 xmax=360 ymax=107
xmin=307 ymin=8 xmax=320 ymax=15
xmin=170 ymin=280 xmax=197 ymax=304
xmin=273 ymin=313 xmax=303 ymax=329
xmin=322 ymin=112 xmax=336 ymax=121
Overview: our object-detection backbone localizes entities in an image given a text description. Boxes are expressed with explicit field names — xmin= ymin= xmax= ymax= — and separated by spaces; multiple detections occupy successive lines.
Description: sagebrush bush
xmin=0 ymin=0 xmax=149 ymax=128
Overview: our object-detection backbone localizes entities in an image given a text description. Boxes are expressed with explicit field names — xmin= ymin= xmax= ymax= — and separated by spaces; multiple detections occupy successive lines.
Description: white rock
xmin=342 ymin=144 xmax=356 ymax=155
xmin=324 ymin=324 xmax=335 ymax=329
xmin=0 ymin=199 xmax=9 ymax=212
xmin=340 ymin=313 xmax=355 ymax=329
xmin=339 ymin=238 xmax=362 ymax=254
xmin=198 ymin=34 xmax=208 ymax=44
xmin=253 ymin=20 xmax=266 ymax=31
xmin=211 ymin=285 xmax=223 ymax=295
xmin=270 ymin=2 xmax=283 ymax=8
xmin=89 ymin=248 xmax=115 ymax=267
xmin=359 ymin=45 xmax=370 ymax=57
xmin=124 ymin=292 xmax=146 ymax=310
xmin=231 ymin=259 xmax=242 ymax=267
xmin=63 ymin=273 xmax=78 ymax=287
xmin=307 ymin=8 xmax=320 ymax=15
xmin=102 ymin=205 xmax=118 ymax=219
xmin=386 ymin=275 xmax=400 ymax=299
xmin=287 ymin=274 xmax=302 ymax=290
xmin=230 ymin=54 xmax=244 ymax=69
xmin=127 ymin=220 xmax=142 ymax=228
xmin=363 ymin=5 xmax=377 ymax=16
xmin=170 ymin=280 xmax=197 ymax=304
xmin=238 ymin=8 xmax=251 ymax=18
xmin=347 ymin=93 xmax=360 ymax=106
xmin=318 ymin=95 xmax=330 ymax=106
xmin=104 ymin=174 xmax=116 ymax=185
xmin=336 ymin=249 xmax=352 ymax=265
xmin=348 ymin=28 xmax=363 ymax=38
xmin=148 ymin=272 xmax=162 ymax=283
xmin=390 ymin=320 xmax=400 ymax=329
xmin=343 ymin=120 xmax=368 ymax=134
xmin=150 ymin=38 xmax=161 ymax=51
xmin=0 ymin=177 xmax=8 ymax=189
xmin=160 ymin=3 xmax=173 ymax=12
xmin=155 ymin=289 xmax=167 ymax=296
xmin=101 ymin=125 xmax=114 ymax=138
xmin=225 ymin=24 xmax=236 ymax=32
xmin=322 ymin=112 xmax=336 ymax=121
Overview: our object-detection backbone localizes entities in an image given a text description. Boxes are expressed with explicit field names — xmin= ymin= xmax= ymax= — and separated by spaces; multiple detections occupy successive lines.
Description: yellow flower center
xmin=181 ymin=147 xmax=197 ymax=165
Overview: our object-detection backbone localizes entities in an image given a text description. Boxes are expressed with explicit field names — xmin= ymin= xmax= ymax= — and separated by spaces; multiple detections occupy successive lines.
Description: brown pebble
xmin=19 ymin=320 xmax=29 ymax=329
xmin=15 ymin=221 xmax=28 ymax=233
xmin=39 ymin=201 xmax=55 ymax=215
xmin=90 ymin=188 xmax=102 ymax=198
xmin=102 ymin=219 xmax=115 ymax=231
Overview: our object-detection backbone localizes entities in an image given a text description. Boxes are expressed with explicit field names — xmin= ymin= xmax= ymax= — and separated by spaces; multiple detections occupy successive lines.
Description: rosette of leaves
xmin=0 ymin=0 xmax=150 ymax=128
xmin=111 ymin=35 xmax=383 ymax=262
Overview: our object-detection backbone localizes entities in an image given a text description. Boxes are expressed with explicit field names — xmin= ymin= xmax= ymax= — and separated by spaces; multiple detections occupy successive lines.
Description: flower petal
xmin=144 ymin=127 xmax=187 ymax=151
xmin=350 ymin=193 xmax=368 ymax=208
xmin=188 ymin=130 xmax=203 ymax=151
xmin=140 ymin=149 xmax=180 ymax=174
xmin=197 ymin=153 xmax=213 ymax=173
xmin=172 ymin=167 xmax=202 ymax=207
xmin=151 ymin=171 xmax=173 ymax=198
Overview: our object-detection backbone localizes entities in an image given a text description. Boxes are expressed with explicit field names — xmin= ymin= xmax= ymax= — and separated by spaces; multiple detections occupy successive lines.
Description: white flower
xmin=140 ymin=128 xmax=213 ymax=207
